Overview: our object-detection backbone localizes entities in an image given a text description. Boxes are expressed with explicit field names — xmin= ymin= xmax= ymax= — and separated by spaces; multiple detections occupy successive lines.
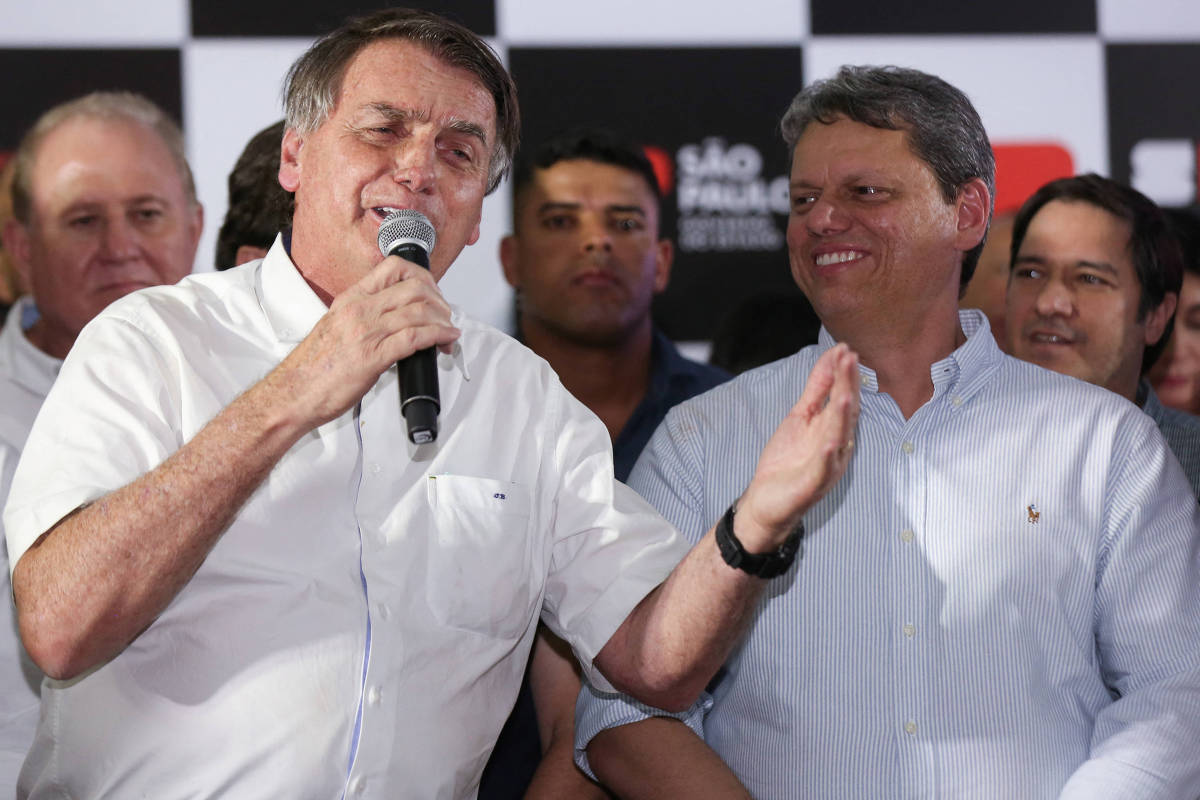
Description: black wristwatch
xmin=714 ymin=503 xmax=803 ymax=579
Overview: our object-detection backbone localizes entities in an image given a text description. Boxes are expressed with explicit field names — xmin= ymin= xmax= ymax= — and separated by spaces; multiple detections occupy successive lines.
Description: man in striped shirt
xmin=575 ymin=65 xmax=1200 ymax=799
xmin=1005 ymin=173 xmax=1200 ymax=497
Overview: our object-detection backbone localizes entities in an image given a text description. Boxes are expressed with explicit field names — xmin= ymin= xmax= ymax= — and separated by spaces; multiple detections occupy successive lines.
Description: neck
xmin=25 ymin=319 xmax=73 ymax=361
xmin=520 ymin=318 xmax=654 ymax=441
xmin=826 ymin=303 xmax=966 ymax=419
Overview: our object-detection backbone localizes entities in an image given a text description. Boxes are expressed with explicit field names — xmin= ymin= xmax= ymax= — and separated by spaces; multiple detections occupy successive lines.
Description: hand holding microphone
xmin=377 ymin=209 xmax=440 ymax=444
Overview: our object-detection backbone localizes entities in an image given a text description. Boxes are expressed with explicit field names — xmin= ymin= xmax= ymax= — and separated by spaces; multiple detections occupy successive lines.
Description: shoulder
xmin=661 ymin=346 xmax=821 ymax=441
xmin=83 ymin=268 xmax=258 ymax=342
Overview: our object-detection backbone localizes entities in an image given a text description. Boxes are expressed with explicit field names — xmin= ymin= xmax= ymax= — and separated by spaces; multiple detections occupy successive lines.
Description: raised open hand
xmin=735 ymin=343 xmax=861 ymax=551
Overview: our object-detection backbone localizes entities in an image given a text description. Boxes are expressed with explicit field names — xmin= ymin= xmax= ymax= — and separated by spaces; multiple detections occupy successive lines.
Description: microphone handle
xmin=391 ymin=242 xmax=440 ymax=444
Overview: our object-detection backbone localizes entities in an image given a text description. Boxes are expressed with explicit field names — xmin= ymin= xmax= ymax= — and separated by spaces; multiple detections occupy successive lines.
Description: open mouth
xmin=814 ymin=250 xmax=866 ymax=267
xmin=1028 ymin=331 xmax=1077 ymax=346
xmin=371 ymin=206 xmax=405 ymax=223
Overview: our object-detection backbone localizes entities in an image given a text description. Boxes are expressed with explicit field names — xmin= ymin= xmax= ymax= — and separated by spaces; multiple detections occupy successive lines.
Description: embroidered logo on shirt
xmin=1027 ymin=504 xmax=1040 ymax=524
xmin=493 ymin=493 xmax=506 ymax=500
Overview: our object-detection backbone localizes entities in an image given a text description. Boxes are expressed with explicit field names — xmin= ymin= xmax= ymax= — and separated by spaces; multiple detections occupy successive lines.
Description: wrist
xmin=714 ymin=502 xmax=803 ymax=579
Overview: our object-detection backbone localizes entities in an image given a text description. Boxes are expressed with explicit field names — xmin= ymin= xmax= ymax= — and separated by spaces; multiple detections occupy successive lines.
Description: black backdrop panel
xmin=190 ymin=0 xmax=495 ymax=38
xmin=0 ymin=49 xmax=183 ymax=157
xmin=811 ymin=0 xmax=1096 ymax=35
xmin=1107 ymin=43 xmax=1200 ymax=202
xmin=510 ymin=46 xmax=803 ymax=341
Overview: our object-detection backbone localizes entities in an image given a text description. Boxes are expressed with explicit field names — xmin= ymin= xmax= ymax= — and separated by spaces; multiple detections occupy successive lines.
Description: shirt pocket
xmin=425 ymin=474 xmax=537 ymax=640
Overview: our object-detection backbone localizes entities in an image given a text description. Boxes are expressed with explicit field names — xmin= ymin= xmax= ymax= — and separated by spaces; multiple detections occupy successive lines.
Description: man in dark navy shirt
xmin=481 ymin=129 xmax=728 ymax=798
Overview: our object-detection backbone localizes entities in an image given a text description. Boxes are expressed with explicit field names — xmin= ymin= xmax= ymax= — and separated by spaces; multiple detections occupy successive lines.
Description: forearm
xmin=526 ymin=628 xmax=609 ymax=799
xmin=525 ymin=734 xmax=609 ymax=800
xmin=595 ymin=528 xmax=763 ymax=711
xmin=13 ymin=368 xmax=311 ymax=679
xmin=588 ymin=717 xmax=750 ymax=800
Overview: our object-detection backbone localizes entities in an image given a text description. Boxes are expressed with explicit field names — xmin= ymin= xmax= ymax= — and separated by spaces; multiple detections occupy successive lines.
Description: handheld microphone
xmin=377 ymin=209 xmax=440 ymax=444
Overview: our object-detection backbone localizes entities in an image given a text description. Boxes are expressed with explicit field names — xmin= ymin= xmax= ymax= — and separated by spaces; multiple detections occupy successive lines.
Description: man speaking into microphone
xmin=3 ymin=8 xmax=860 ymax=799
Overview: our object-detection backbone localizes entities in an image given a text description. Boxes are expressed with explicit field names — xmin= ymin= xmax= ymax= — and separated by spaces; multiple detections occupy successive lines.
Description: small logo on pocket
xmin=1027 ymin=504 xmax=1040 ymax=524
xmin=493 ymin=493 xmax=506 ymax=500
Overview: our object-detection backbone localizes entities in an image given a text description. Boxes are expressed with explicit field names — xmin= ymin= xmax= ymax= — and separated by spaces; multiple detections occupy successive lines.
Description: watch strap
xmin=714 ymin=503 xmax=803 ymax=579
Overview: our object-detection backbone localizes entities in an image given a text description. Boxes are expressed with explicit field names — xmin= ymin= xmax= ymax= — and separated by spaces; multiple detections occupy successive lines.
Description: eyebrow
xmin=535 ymin=202 xmax=647 ymax=216
xmin=1013 ymin=253 xmax=1121 ymax=276
xmin=58 ymin=195 xmax=169 ymax=215
xmin=364 ymin=102 xmax=489 ymax=148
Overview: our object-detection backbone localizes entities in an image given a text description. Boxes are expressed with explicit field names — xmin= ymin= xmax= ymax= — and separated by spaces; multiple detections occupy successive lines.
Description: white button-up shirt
xmin=5 ymin=239 xmax=686 ymax=799
xmin=0 ymin=297 xmax=58 ymax=796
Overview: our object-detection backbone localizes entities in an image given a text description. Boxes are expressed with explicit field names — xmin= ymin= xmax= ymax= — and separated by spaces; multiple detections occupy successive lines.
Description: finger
xmin=791 ymin=343 xmax=845 ymax=421
xmin=380 ymin=320 xmax=461 ymax=363
xmin=353 ymin=254 xmax=439 ymax=296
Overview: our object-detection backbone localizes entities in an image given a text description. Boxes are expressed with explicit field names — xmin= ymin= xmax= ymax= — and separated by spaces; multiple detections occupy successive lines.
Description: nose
xmin=805 ymin=195 xmax=851 ymax=236
xmin=580 ymin=215 xmax=612 ymax=254
xmin=1034 ymin=276 xmax=1075 ymax=318
xmin=391 ymin=137 xmax=437 ymax=193
xmin=98 ymin=216 xmax=139 ymax=261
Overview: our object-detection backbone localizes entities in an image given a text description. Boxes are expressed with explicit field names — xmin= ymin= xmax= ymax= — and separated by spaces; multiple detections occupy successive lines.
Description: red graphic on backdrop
xmin=992 ymin=143 xmax=1074 ymax=215
xmin=642 ymin=145 xmax=674 ymax=196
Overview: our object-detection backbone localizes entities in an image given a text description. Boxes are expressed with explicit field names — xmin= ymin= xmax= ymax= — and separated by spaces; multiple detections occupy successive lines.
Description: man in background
xmin=484 ymin=129 xmax=729 ymax=798
xmin=0 ymin=90 xmax=201 ymax=795
xmin=215 ymin=119 xmax=293 ymax=270
xmin=1004 ymin=173 xmax=1199 ymax=495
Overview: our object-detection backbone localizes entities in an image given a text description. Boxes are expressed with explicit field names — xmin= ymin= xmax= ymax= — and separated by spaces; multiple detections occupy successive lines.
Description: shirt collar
xmin=257 ymin=235 xmax=331 ymax=344
xmin=0 ymin=295 xmax=61 ymax=395
xmin=815 ymin=308 xmax=1003 ymax=401
xmin=255 ymin=234 xmax=469 ymax=380
xmin=1139 ymin=378 xmax=1166 ymax=425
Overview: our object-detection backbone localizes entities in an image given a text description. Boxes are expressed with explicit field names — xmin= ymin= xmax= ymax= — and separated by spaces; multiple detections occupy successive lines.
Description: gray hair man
xmin=3 ymin=10 xmax=858 ymax=798
xmin=0 ymin=90 xmax=201 ymax=794
xmin=575 ymin=65 xmax=1200 ymax=800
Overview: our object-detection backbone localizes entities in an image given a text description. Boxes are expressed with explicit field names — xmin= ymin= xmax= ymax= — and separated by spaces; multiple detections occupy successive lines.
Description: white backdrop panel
xmin=805 ymin=37 xmax=1108 ymax=176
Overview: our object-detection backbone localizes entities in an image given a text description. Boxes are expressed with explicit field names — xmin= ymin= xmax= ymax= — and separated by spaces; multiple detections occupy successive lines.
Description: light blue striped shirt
xmin=577 ymin=311 xmax=1200 ymax=799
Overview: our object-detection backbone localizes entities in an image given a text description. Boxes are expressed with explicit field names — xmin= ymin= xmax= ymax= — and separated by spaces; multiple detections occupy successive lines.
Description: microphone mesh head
xmin=377 ymin=209 xmax=437 ymax=257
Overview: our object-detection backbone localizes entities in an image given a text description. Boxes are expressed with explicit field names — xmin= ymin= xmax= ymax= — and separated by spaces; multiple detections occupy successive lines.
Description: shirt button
xmin=902 ymin=623 xmax=916 ymax=638
xmin=951 ymin=395 xmax=964 ymax=407
xmin=900 ymin=529 xmax=914 ymax=543
xmin=349 ymin=776 xmax=366 ymax=795
xmin=369 ymin=463 xmax=381 ymax=475
xmin=367 ymin=686 xmax=382 ymax=706
xmin=904 ymin=720 xmax=918 ymax=736
xmin=377 ymin=603 xmax=391 ymax=620
xmin=901 ymin=441 xmax=915 ymax=454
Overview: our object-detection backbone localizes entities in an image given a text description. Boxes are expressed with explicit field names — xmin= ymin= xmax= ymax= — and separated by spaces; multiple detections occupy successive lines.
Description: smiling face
xmin=785 ymin=117 xmax=986 ymax=337
xmin=279 ymin=38 xmax=496 ymax=299
xmin=6 ymin=115 xmax=201 ymax=359
xmin=1005 ymin=199 xmax=1173 ymax=401
xmin=1148 ymin=270 xmax=1200 ymax=413
xmin=500 ymin=159 xmax=671 ymax=347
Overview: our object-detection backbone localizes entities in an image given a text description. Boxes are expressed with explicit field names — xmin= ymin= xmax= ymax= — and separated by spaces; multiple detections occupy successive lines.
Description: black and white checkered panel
xmin=2 ymin=0 xmax=1198 ymax=337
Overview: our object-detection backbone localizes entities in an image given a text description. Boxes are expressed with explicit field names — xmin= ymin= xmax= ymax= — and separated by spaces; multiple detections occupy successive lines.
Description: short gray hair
xmin=283 ymin=7 xmax=519 ymax=195
xmin=781 ymin=65 xmax=995 ymax=289
xmin=11 ymin=91 xmax=196 ymax=225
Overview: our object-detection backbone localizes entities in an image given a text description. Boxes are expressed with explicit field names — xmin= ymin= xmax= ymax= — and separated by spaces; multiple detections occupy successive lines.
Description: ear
xmin=652 ymin=238 xmax=674 ymax=294
xmin=499 ymin=235 xmax=519 ymax=288
xmin=1144 ymin=291 xmax=1178 ymax=346
xmin=188 ymin=203 xmax=205 ymax=252
xmin=235 ymin=245 xmax=270 ymax=266
xmin=278 ymin=127 xmax=304 ymax=193
xmin=2 ymin=219 xmax=33 ymax=290
xmin=466 ymin=216 xmax=481 ymax=247
xmin=954 ymin=177 xmax=991 ymax=253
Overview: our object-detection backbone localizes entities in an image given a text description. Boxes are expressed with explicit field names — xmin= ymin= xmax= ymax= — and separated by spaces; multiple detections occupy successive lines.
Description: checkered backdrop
xmin=2 ymin=0 xmax=1199 ymax=342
